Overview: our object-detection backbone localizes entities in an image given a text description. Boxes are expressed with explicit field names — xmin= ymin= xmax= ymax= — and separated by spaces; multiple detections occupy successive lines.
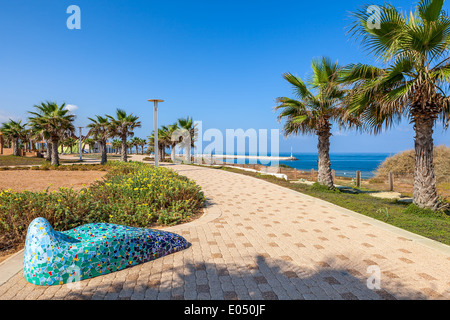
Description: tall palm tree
xmin=107 ymin=109 xmax=141 ymax=162
xmin=343 ymin=0 xmax=450 ymax=210
xmin=275 ymin=57 xmax=356 ymax=188
xmin=87 ymin=115 xmax=111 ymax=165
xmin=0 ymin=119 xmax=26 ymax=156
xmin=28 ymin=102 xmax=75 ymax=166
xmin=177 ymin=117 xmax=197 ymax=164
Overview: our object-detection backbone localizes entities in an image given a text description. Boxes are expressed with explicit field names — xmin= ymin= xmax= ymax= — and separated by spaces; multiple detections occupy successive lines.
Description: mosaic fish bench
xmin=23 ymin=217 xmax=189 ymax=286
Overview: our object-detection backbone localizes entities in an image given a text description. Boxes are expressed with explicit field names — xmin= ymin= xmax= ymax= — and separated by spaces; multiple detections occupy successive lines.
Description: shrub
xmin=374 ymin=145 xmax=450 ymax=183
xmin=0 ymin=161 xmax=205 ymax=252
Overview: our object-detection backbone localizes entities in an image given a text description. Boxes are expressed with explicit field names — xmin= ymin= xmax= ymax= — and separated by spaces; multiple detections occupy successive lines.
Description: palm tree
xmin=130 ymin=137 xmax=141 ymax=155
xmin=148 ymin=127 xmax=170 ymax=162
xmin=107 ymin=109 xmax=141 ymax=162
xmin=21 ymin=128 xmax=35 ymax=152
xmin=132 ymin=137 xmax=146 ymax=155
xmin=166 ymin=123 xmax=180 ymax=162
xmin=343 ymin=0 xmax=450 ymax=210
xmin=30 ymin=127 xmax=51 ymax=161
xmin=87 ymin=115 xmax=111 ymax=165
xmin=82 ymin=137 xmax=95 ymax=153
xmin=177 ymin=117 xmax=197 ymax=164
xmin=112 ymin=139 xmax=122 ymax=154
xmin=275 ymin=57 xmax=356 ymax=188
xmin=63 ymin=136 xmax=77 ymax=154
xmin=28 ymin=102 xmax=75 ymax=166
xmin=0 ymin=119 xmax=26 ymax=156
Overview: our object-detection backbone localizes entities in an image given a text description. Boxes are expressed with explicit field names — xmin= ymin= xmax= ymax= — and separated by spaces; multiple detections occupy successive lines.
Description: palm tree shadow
xmin=60 ymin=253 xmax=432 ymax=300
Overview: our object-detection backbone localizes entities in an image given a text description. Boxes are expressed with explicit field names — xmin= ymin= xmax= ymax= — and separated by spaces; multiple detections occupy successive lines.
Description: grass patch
xmin=0 ymin=161 xmax=205 ymax=253
xmin=0 ymin=155 xmax=47 ymax=167
xmin=81 ymin=154 xmax=123 ymax=159
xmin=216 ymin=166 xmax=450 ymax=246
xmin=0 ymin=155 xmax=85 ymax=168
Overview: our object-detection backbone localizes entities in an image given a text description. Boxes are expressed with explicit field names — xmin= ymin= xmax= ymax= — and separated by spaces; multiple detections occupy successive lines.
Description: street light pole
xmin=148 ymin=99 xmax=164 ymax=168
xmin=78 ymin=127 xmax=83 ymax=161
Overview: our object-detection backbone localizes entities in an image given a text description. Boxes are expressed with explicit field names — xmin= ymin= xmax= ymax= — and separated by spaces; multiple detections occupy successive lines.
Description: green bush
xmin=0 ymin=161 xmax=205 ymax=252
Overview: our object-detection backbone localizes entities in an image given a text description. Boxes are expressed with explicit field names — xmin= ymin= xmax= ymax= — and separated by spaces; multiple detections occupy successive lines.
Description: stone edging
xmin=0 ymin=198 xmax=222 ymax=287
xmin=221 ymin=167 xmax=450 ymax=256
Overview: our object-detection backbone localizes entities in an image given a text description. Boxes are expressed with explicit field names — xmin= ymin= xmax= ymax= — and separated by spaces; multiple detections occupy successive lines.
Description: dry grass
xmin=368 ymin=145 xmax=450 ymax=200
xmin=373 ymin=145 xmax=450 ymax=183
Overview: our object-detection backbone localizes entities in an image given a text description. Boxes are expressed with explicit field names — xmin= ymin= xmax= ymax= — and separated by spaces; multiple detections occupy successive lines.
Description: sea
xmin=221 ymin=153 xmax=392 ymax=179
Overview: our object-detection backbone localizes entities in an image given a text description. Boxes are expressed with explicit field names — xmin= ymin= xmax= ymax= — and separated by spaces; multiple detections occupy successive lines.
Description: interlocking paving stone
xmin=1 ymin=162 xmax=449 ymax=300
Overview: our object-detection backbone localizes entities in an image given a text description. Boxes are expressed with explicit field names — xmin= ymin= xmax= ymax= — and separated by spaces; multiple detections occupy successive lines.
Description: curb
xmin=220 ymin=166 xmax=450 ymax=256
xmin=0 ymin=198 xmax=222 ymax=287
xmin=0 ymin=249 xmax=24 ymax=287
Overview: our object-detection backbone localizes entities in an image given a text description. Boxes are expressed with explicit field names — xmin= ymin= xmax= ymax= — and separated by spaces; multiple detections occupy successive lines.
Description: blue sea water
xmin=222 ymin=153 xmax=391 ymax=179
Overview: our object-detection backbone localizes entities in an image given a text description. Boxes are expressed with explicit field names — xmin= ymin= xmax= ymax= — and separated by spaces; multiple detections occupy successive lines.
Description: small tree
xmin=0 ymin=119 xmax=26 ymax=156
xmin=87 ymin=115 xmax=112 ymax=165
xmin=28 ymin=102 xmax=75 ymax=166
xmin=107 ymin=109 xmax=141 ymax=162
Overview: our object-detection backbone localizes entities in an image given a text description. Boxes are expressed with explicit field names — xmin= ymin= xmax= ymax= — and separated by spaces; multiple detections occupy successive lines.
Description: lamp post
xmin=78 ymin=127 xmax=83 ymax=161
xmin=148 ymin=99 xmax=164 ymax=168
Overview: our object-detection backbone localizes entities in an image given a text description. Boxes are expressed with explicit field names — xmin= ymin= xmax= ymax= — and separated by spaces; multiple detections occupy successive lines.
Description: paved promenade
xmin=0 ymin=162 xmax=449 ymax=300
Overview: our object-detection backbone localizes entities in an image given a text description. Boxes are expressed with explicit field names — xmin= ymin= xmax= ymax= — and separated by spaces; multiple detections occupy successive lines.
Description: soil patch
xmin=0 ymin=170 xmax=107 ymax=192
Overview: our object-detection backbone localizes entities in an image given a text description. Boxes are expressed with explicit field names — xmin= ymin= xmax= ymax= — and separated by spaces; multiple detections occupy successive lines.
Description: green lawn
xmin=81 ymin=154 xmax=123 ymax=159
xmin=0 ymin=155 xmax=83 ymax=167
xmin=0 ymin=155 xmax=47 ymax=167
xmin=216 ymin=166 xmax=450 ymax=246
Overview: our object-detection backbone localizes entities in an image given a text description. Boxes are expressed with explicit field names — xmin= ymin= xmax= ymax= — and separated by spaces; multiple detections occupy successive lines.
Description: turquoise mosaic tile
xmin=23 ymin=217 xmax=189 ymax=286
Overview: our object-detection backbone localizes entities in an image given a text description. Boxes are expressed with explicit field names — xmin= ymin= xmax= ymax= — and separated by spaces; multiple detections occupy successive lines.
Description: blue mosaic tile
xmin=23 ymin=217 xmax=189 ymax=286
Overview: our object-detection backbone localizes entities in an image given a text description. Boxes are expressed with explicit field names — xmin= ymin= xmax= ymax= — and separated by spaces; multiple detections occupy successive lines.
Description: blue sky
xmin=0 ymin=0 xmax=448 ymax=154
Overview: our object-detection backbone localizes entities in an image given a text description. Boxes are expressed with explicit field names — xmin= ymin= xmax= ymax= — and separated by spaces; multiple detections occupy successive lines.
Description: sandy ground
xmin=0 ymin=170 xmax=107 ymax=263
xmin=0 ymin=170 xmax=107 ymax=193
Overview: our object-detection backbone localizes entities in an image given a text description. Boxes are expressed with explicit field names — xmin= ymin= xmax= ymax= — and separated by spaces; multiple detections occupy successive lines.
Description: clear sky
xmin=0 ymin=0 xmax=448 ymax=154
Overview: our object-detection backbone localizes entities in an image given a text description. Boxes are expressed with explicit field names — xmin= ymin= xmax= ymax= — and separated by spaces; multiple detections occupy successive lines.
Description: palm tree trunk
xmin=13 ymin=138 xmax=19 ymax=156
xmin=159 ymin=145 xmax=164 ymax=162
xmin=171 ymin=145 xmax=176 ymax=162
xmin=121 ymin=135 xmax=128 ymax=162
xmin=100 ymin=140 xmax=107 ymax=165
xmin=51 ymin=137 xmax=59 ymax=166
xmin=45 ymin=141 xmax=52 ymax=162
xmin=185 ymin=144 xmax=191 ymax=164
xmin=317 ymin=129 xmax=334 ymax=188
xmin=413 ymin=117 xmax=439 ymax=210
